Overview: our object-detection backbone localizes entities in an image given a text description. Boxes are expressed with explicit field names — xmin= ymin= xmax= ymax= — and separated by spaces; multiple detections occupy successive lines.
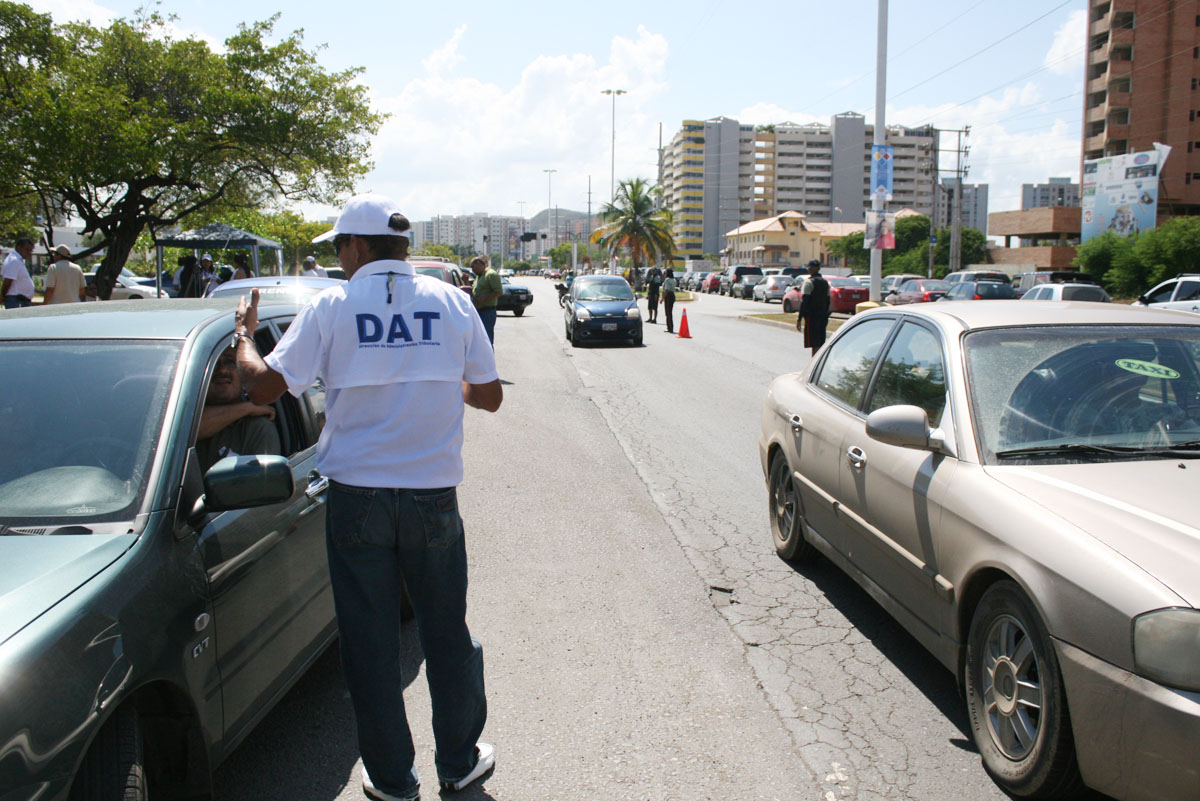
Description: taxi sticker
xmin=1115 ymin=359 xmax=1179 ymax=380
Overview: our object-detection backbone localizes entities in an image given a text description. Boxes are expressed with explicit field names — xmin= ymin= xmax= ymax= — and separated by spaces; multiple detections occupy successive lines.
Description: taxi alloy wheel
xmin=965 ymin=582 xmax=1083 ymax=799
xmin=768 ymin=453 xmax=815 ymax=562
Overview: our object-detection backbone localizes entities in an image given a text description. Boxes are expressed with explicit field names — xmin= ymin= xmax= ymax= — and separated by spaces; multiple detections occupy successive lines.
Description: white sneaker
xmin=362 ymin=766 xmax=420 ymax=801
xmin=438 ymin=742 xmax=495 ymax=792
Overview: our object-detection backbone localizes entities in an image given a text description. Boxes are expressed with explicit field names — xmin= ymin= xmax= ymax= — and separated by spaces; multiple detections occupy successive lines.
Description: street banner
xmin=870 ymin=145 xmax=894 ymax=201
xmin=864 ymin=209 xmax=896 ymax=250
xmin=1081 ymin=143 xmax=1171 ymax=241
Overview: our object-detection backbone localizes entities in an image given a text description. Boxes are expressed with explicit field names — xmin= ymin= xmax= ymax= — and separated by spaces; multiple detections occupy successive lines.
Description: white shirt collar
xmin=351 ymin=260 xmax=415 ymax=281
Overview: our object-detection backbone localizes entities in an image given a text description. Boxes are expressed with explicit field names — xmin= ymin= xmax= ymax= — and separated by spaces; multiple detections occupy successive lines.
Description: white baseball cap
xmin=201 ymin=253 xmax=213 ymax=261
xmin=304 ymin=255 xmax=316 ymax=263
xmin=313 ymin=193 xmax=412 ymax=243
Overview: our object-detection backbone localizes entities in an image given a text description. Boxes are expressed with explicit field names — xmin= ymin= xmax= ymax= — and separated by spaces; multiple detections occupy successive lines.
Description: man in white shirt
xmin=1 ymin=237 xmax=36 ymax=308
xmin=233 ymin=194 xmax=501 ymax=801
xmin=302 ymin=255 xmax=327 ymax=277
xmin=199 ymin=253 xmax=220 ymax=295
xmin=43 ymin=244 xmax=86 ymax=304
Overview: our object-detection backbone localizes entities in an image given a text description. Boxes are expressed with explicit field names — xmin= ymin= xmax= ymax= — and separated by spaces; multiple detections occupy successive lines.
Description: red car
xmin=702 ymin=273 xmax=722 ymax=293
xmin=887 ymin=278 xmax=951 ymax=305
xmin=782 ymin=275 xmax=869 ymax=314
xmin=411 ymin=259 xmax=473 ymax=297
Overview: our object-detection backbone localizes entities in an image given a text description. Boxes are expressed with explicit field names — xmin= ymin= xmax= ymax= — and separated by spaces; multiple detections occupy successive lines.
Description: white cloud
xmin=364 ymin=25 xmax=671 ymax=220
xmin=1044 ymin=9 xmax=1087 ymax=76
xmin=26 ymin=0 xmax=114 ymax=25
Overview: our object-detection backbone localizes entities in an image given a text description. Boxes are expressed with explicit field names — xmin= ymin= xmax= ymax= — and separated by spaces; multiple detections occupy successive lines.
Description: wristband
xmin=232 ymin=332 xmax=255 ymax=346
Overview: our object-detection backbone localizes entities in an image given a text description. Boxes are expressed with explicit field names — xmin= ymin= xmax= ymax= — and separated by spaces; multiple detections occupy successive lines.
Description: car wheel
xmin=632 ymin=330 xmax=643 ymax=346
xmin=513 ymin=307 xmax=525 ymax=317
xmin=783 ymin=299 xmax=792 ymax=313
xmin=965 ymin=582 xmax=1083 ymax=799
xmin=569 ymin=325 xmax=581 ymax=347
xmin=768 ymin=452 xmax=816 ymax=562
xmin=69 ymin=703 xmax=146 ymax=801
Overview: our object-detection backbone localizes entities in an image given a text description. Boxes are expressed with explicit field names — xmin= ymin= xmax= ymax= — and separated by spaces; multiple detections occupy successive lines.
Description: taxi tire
xmin=768 ymin=453 xmax=816 ymax=562
xmin=965 ymin=582 xmax=1083 ymax=800
xmin=69 ymin=703 xmax=146 ymax=801
xmin=512 ymin=307 xmax=525 ymax=317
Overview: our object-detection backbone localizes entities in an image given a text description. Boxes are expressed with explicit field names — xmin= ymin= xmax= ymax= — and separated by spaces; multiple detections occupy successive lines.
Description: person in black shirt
xmin=796 ymin=260 xmax=831 ymax=356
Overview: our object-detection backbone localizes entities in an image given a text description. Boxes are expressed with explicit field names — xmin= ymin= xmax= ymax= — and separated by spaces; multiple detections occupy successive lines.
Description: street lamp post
xmin=601 ymin=88 xmax=626 ymax=202
xmin=544 ymin=169 xmax=557 ymax=252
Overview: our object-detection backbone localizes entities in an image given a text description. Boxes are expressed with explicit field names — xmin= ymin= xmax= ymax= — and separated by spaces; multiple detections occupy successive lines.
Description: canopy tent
xmin=154 ymin=223 xmax=284 ymax=293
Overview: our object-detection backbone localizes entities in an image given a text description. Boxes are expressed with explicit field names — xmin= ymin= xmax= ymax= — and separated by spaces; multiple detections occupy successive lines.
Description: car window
xmin=866 ymin=322 xmax=947 ymax=426
xmin=898 ymin=281 xmax=916 ymax=292
xmin=965 ymin=326 xmax=1200 ymax=461
xmin=813 ymin=318 xmax=897 ymax=409
xmin=1176 ymin=280 xmax=1200 ymax=302
xmin=576 ymin=281 xmax=634 ymax=301
xmin=1146 ymin=280 xmax=1176 ymax=304
xmin=1062 ymin=285 xmax=1108 ymax=302
xmin=0 ymin=341 xmax=181 ymax=525
xmin=946 ymin=284 xmax=968 ymax=299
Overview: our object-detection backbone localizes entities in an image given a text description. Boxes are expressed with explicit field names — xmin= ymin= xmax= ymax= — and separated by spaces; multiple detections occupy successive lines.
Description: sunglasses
xmin=332 ymin=234 xmax=351 ymax=253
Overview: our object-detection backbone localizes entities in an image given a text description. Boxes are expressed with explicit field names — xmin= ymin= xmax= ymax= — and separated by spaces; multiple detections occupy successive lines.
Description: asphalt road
xmin=213 ymin=279 xmax=1015 ymax=801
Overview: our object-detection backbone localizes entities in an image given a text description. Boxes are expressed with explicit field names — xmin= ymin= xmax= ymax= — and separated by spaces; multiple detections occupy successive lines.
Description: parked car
xmin=939 ymin=280 xmax=1019 ymax=301
xmin=564 ymin=275 xmax=642 ymax=347
xmin=887 ymin=278 xmax=951 ymax=305
xmin=701 ymin=272 xmax=722 ymax=293
xmin=720 ymin=265 xmax=764 ymax=298
xmin=882 ymin=273 xmax=924 ymax=297
xmin=760 ymin=301 xmax=1200 ymax=801
xmin=0 ymin=299 xmax=341 ymax=800
xmin=411 ymin=259 xmax=472 ymax=296
xmin=1023 ymin=282 xmax=1112 ymax=303
xmin=827 ymin=276 xmax=870 ymax=312
xmin=943 ymin=269 xmax=1012 ymax=285
xmin=84 ymin=271 xmax=171 ymax=299
xmin=206 ymin=275 xmax=342 ymax=301
xmin=497 ymin=277 xmax=533 ymax=316
xmin=687 ymin=272 xmax=710 ymax=292
xmin=1013 ymin=270 xmax=1093 ymax=297
xmin=1134 ymin=274 xmax=1200 ymax=313
xmin=325 ymin=267 xmax=347 ymax=281
xmin=753 ymin=274 xmax=793 ymax=303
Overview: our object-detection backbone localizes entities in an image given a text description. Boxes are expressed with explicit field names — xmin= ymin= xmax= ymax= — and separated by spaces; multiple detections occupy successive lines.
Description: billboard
xmin=864 ymin=209 xmax=896 ymax=250
xmin=1081 ymin=144 xmax=1171 ymax=242
xmin=870 ymin=145 xmax=894 ymax=201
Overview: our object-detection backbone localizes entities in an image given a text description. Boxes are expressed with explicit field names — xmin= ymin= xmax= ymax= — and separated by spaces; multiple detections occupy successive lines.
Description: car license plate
xmin=602 ymin=322 xmax=618 ymax=331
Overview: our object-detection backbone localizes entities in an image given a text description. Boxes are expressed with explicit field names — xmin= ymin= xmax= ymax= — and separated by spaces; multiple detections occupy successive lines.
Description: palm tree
xmin=590 ymin=178 xmax=674 ymax=290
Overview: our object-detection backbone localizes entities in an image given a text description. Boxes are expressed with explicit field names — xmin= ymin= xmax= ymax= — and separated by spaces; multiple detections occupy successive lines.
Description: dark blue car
xmin=563 ymin=275 xmax=642 ymax=347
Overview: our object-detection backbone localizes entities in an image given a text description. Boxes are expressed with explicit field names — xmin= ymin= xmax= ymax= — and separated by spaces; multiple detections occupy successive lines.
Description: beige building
xmin=724 ymin=211 xmax=865 ymax=268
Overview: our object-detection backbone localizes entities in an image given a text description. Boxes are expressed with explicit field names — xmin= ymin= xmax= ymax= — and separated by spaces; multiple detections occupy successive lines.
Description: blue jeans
xmin=4 ymin=295 xmax=30 ymax=309
xmin=478 ymin=307 xmax=497 ymax=345
xmin=326 ymin=481 xmax=487 ymax=797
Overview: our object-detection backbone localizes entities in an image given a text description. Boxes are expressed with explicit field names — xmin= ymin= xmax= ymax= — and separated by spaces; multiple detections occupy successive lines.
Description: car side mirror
xmin=866 ymin=405 xmax=946 ymax=452
xmin=1136 ymin=295 xmax=1149 ymax=305
xmin=202 ymin=454 xmax=294 ymax=513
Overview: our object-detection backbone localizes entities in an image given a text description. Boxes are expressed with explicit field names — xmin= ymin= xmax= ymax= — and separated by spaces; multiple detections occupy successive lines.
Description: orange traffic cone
xmin=677 ymin=308 xmax=691 ymax=339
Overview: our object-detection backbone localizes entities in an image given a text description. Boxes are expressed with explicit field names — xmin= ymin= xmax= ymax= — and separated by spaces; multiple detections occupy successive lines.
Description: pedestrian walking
xmin=796 ymin=259 xmax=831 ymax=356
xmin=645 ymin=266 xmax=662 ymax=323
xmin=1 ymin=237 xmax=35 ymax=309
xmin=42 ymin=244 xmax=85 ymax=304
xmin=662 ymin=269 xmax=677 ymax=333
xmin=470 ymin=256 xmax=502 ymax=346
xmin=233 ymin=193 xmax=502 ymax=801
xmin=176 ymin=255 xmax=203 ymax=298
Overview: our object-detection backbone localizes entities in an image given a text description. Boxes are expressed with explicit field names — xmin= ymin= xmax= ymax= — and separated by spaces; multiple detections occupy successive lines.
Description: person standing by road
xmin=233 ymin=193 xmax=502 ymax=801
xmin=644 ymin=266 xmax=662 ymax=324
xmin=796 ymin=259 xmax=831 ymax=356
xmin=42 ymin=244 xmax=86 ymax=304
xmin=470 ymin=255 xmax=502 ymax=346
xmin=662 ymin=269 xmax=677 ymax=334
xmin=1 ymin=237 xmax=36 ymax=309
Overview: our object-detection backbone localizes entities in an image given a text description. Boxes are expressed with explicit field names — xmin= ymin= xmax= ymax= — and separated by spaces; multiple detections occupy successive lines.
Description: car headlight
xmin=1133 ymin=608 xmax=1200 ymax=691
xmin=575 ymin=307 xmax=591 ymax=320
xmin=625 ymin=307 xmax=640 ymax=319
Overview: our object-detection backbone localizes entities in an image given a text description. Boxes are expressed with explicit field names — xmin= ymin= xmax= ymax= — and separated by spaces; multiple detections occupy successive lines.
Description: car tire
xmin=569 ymin=325 xmax=581 ymax=347
xmin=632 ymin=330 xmax=643 ymax=347
xmin=69 ymin=703 xmax=146 ymax=801
xmin=513 ymin=307 xmax=525 ymax=317
xmin=768 ymin=453 xmax=816 ymax=562
xmin=965 ymin=581 xmax=1083 ymax=800
xmin=783 ymin=299 xmax=792 ymax=313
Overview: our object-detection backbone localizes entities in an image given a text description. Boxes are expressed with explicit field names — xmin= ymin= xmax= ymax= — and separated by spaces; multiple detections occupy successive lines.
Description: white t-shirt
xmin=44 ymin=259 xmax=85 ymax=303
xmin=265 ymin=259 xmax=499 ymax=488
xmin=303 ymin=265 xmax=327 ymax=277
xmin=1 ymin=250 xmax=34 ymax=298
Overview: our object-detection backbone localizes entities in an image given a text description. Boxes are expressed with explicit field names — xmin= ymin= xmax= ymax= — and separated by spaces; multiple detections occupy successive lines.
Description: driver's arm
xmin=198 ymin=401 xmax=276 ymax=440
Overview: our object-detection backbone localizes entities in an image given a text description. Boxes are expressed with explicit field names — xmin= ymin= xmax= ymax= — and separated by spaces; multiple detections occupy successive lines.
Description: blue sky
xmin=32 ymin=0 xmax=1087 ymax=223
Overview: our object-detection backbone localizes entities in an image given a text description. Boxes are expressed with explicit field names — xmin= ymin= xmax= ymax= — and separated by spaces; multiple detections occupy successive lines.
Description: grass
xmin=748 ymin=310 xmax=846 ymax=334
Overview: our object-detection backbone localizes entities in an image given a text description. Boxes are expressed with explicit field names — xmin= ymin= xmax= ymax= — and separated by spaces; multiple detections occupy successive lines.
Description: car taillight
xmin=923 ymin=292 xmax=932 ymax=301
xmin=973 ymin=294 xmax=981 ymax=300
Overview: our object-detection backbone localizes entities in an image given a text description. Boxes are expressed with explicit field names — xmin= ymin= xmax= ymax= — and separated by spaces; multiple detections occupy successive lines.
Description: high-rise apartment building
xmin=935 ymin=179 xmax=990 ymax=236
xmin=662 ymin=114 xmax=938 ymax=258
xmin=413 ymin=213 xmax=527 ymax=256
xmin=1084 ymin=0 xmax=1200 ymax=216
xmin=1022 ymin=177 xmax=1081 ymax=209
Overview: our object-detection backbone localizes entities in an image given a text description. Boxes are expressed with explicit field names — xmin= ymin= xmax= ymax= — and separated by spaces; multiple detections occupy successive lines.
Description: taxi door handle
xmin=305 ymin=473 xmax=330 ymax=499
xmin=788 ymin=413 xmax=803 ymax=432
xmin=846 ymin=446 xmax=867 ymax=469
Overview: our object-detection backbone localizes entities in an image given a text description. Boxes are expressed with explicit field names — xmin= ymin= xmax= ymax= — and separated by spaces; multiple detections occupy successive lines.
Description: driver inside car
xmin=197 ymin=345 xmax=281 ymax=472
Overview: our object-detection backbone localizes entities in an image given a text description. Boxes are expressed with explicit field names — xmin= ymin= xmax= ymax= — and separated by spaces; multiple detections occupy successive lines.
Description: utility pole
xmin=601 ymin=88 xmax=626 ymax=202
xmin=949 ymin=126 xmax=970 ymax=273
xmin=868 ymin=0 xmax=888 ymax=304
xmin=544 ymin=169 xmax=556 ymax=251
xmin=517 ymin=201 xmax=526 ymax=261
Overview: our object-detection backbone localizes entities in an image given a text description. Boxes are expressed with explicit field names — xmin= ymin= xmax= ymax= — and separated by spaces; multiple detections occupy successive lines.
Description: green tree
xmin=1 ymin=5 xmax=382 ymax=296
xmin=1073 ymin=231 xmax=1139 ymax=293
xmin=1132 ymin=216 xmax=1200 ymax=289
xmin=931 ymin=227 xmax=987 ymax=276
xmin=590 ymin=177 xmax=674 ymax=288
xmin=828 ymin=231 xmax=868 ymax=272
xmin=412 ymin=242 xmax=457 ymax=261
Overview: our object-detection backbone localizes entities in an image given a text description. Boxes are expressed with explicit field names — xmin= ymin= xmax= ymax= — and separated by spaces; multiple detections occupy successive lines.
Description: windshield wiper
xmin=996 ymin=443 xmax=1159 ymax=459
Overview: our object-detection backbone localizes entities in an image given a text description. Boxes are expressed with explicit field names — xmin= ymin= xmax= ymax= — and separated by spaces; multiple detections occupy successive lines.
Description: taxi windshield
xmin=0 ymin=341 xmax=180 ymax=527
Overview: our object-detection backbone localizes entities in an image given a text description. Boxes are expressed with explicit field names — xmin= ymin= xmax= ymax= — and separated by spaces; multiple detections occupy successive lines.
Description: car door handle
xmin=788 ymin=413 xmax=803 ymax=432
xmin=305 ymin=473 xmax=330 ymax=499
xmin=846 ymin=446 xmax=867 ymax=469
